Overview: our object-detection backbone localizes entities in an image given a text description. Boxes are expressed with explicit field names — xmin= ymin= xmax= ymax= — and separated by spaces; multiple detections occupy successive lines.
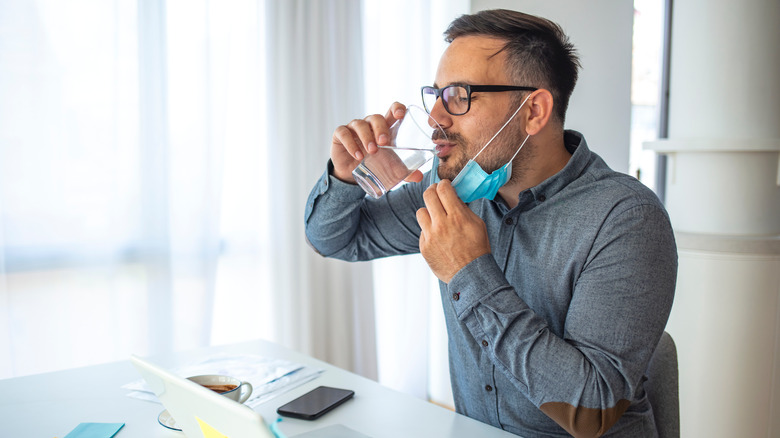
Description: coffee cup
xmin=187 ymin=374 xmax=253 ymax=404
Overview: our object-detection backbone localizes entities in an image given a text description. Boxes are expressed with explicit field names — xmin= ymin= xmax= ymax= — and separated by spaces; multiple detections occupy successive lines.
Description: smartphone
xmin=276 ymin=386 xmax=355 ymax=420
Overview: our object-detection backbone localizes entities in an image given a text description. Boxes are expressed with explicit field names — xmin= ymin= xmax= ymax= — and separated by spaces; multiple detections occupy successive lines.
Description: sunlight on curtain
xmin=0 ymin=0 xmax=272 ymax=378
xmin=0 ymin=0 xmax=477 ymax=390
xmin=1 ymin=0 xmax=149 ymax=377
xmin=264 ymin=0 xmax=377 ymax=379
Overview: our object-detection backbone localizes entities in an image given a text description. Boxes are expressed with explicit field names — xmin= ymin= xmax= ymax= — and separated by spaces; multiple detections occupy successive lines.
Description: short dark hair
xmin=445 ymin=9 xmax=580 ymax=125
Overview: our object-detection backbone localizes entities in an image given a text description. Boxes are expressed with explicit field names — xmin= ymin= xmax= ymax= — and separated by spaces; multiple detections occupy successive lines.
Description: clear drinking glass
xmin=352 ymin=105 xmax=446 ymax=198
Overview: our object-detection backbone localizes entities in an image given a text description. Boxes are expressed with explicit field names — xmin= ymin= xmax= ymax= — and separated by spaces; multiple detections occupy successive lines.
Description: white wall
xmin=472 ymin=0 xmax=634 ymax=173
xmin=646 ymin=0 xmax=780 ymax=436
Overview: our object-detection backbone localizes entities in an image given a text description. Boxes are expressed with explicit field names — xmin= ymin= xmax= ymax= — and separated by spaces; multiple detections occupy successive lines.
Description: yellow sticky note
xmin=195 ymin=417 xmax=230 ymax=438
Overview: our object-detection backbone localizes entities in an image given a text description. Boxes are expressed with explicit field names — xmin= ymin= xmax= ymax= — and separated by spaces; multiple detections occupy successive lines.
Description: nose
xmin=428 ymin=96 xmax=452 ymax=131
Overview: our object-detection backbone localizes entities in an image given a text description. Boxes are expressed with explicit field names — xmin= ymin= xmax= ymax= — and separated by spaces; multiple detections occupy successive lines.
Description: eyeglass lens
xmin=422 ymin=86 xmax=469 ymax=116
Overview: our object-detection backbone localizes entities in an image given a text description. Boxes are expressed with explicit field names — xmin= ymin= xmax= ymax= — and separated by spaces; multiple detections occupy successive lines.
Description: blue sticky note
xmin=64 ymin=423 xmax=125 ymax=438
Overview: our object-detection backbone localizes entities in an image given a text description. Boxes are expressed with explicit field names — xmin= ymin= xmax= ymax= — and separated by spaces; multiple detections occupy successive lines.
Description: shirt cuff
xmin=304 ymin=161 xmax=365 ymax=224
xmin=324 ymin=159 xmax=369 ymax=202
xmin=446 ymin=253 xmax=510 ymax=319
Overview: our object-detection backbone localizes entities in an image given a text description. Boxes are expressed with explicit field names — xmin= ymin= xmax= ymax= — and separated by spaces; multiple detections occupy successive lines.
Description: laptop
xmin=130 ymin=355 xmax=275 ymax=438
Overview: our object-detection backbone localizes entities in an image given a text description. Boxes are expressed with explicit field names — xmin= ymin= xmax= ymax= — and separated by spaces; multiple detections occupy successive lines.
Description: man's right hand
xmin=330 ymin=102 xmax=406 ymax=183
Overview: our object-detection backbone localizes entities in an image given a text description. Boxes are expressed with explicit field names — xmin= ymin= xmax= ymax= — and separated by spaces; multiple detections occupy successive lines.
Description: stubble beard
xmin=436 ymin=131 xmax=471 ymax=181
xmin=437 ymin=121 xmax=530 ymax=183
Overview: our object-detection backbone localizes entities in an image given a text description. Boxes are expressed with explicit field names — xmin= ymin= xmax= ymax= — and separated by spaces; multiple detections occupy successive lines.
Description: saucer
xmin=158 ymin=409 xmax=181 ymax=431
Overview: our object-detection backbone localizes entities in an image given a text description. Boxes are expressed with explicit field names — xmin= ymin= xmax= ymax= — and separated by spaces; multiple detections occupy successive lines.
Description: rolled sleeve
xmin=304 ymin=160 xmax=428 ymax=261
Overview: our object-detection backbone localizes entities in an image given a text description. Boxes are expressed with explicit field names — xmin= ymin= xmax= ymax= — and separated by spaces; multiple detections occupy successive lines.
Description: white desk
xmin=0 ymin=339 xmax=518 ymax=437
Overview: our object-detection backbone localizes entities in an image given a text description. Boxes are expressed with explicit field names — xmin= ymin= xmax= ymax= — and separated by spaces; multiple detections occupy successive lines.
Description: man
xmin=304 ymin=9 xmax=677 ymax=438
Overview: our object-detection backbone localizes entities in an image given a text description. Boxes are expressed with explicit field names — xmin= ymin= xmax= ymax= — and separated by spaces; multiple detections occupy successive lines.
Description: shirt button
xmin=452 ymin=292 xmax=460 ymax=301
xmin=481 ymin=340 xmax=488 ymax=347
xmin=485 ymin=385 xmax=493 ymax=392
xmin=504 ymin=217 xmax=513 ymax=225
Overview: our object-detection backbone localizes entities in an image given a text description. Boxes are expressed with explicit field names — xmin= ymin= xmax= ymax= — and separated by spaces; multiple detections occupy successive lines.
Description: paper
xmin=196 ymin=417 xmax=229 ymax=438
xmin=123 ymin=353 xmax=323 ymax=407
xmin=63 ymin=423 xmax=124 ymax=438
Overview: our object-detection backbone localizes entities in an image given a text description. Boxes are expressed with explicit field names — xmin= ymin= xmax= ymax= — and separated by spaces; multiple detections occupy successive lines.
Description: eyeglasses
xmin=421 ymin=84 xmax=538 ymax=116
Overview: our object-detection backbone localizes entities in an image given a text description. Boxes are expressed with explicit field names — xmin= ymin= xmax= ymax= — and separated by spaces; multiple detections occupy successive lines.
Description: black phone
xmin=276 ymin=386 xmax=355 ymax=420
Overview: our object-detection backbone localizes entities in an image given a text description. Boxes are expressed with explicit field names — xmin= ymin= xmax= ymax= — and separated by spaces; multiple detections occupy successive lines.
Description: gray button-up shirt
xmin=304 ymin=131 xmax=677 ymax=437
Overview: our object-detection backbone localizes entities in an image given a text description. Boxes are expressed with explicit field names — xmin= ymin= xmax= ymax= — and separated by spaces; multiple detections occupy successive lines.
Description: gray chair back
xmin=645 ymin=331 xmax=680 ymax=438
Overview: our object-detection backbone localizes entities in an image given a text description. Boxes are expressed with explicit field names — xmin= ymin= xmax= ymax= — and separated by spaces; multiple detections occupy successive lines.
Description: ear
xmin=524 ymin=89 xmax=554 ymax=136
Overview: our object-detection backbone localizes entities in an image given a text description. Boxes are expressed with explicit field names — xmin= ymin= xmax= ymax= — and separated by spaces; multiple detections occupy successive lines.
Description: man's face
xmin=430 ymin=35 xmax=528 ymax=181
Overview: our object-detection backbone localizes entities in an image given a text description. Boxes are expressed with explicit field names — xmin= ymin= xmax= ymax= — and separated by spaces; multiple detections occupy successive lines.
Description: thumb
xmin=404 ymin=169 xmax=424 ymax=183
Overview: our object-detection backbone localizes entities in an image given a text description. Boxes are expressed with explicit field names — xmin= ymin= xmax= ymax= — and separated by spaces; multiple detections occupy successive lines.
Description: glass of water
xmin=352 ymin=105 xmax=446 ymax=198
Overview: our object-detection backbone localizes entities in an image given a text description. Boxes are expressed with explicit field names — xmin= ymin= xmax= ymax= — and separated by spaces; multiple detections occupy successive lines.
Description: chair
xmin=645 ymin=331 xmax=680 ymax=438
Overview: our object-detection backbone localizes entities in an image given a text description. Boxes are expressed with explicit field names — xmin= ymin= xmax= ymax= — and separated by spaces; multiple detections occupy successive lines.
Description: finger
xmin=422 ymin=183 xmax=446 ymax=221
xmin=333 ymin=124 xmax=366 ymax=161
xmin=416 ymin=208 xmax=431 ymax=250
xmin=416 ymin=207 xmax=431 ymax=234
xmin=349 ymin=118 xmax=388 ymax=154
xmin=416 ymin=207 xmax=431 ymax=227
xmin=360 ymin=114 xmax=394 ymax=151
xmin=436 ymin=179 xmax=467 ymax=213
xmin=403 ymin=169 xmax=424 ymax=183
xmin=384 ymin=102 xmax=406 ymax=125
xmin=378 ymin=102 xmax=406 ymax=147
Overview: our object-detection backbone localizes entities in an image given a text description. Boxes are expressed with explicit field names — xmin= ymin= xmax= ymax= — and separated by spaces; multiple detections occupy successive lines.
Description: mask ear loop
xmin=472 ymin=92 xmax=534 ymax=161
xmin=507 ymin=132 xmax=531 ymax=163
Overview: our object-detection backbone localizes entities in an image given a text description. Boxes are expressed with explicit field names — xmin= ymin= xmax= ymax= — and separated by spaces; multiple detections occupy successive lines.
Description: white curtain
xmin=0 ymin=0 xmax=272 ymax=378
xmin=0 ymin=0 xmax=460 ymax=395
xmin=0 ymin=0 xmax=378 ymax=380
xmin=0 ymin=0 xmax=174 ymax=376
xmin=363 ymin=0 xmax=467 ymax=406
xmin=264 ymin=0 xmax=377 ymax=378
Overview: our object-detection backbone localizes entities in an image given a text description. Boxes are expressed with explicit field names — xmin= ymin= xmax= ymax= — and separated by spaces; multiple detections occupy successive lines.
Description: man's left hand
xmin=416 ymin=180 xmax=491 ymax=283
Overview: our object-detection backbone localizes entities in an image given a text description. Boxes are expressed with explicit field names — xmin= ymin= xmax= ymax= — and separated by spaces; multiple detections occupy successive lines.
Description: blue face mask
xmin=450 ymin=159 xmax=516 ymax=203
xmin=448 ymin=94 xmax=533 ymax=203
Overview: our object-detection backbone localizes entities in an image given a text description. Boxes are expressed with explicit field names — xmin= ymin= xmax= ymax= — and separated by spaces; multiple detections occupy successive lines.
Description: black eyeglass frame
xmin=421 ymin=84 xmax=538 ymax=115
